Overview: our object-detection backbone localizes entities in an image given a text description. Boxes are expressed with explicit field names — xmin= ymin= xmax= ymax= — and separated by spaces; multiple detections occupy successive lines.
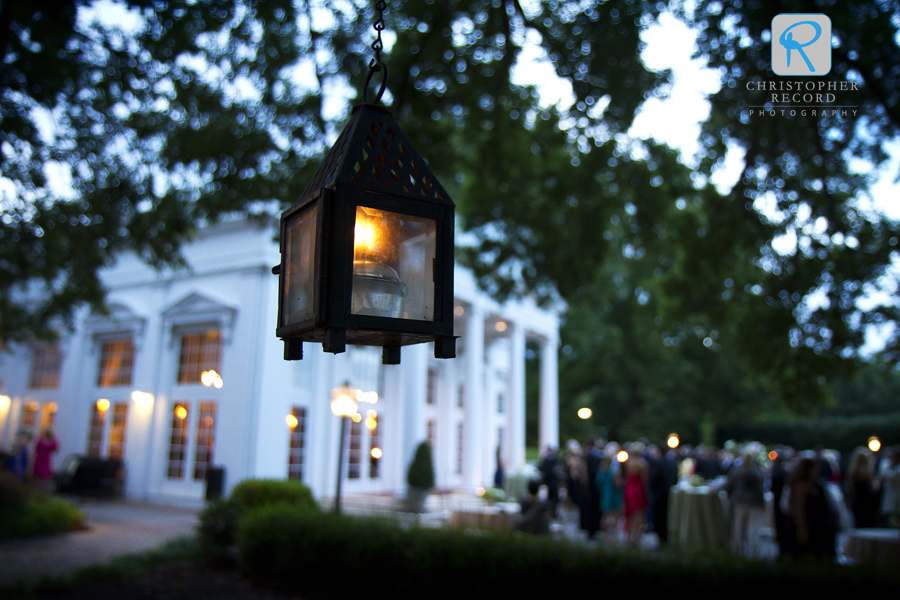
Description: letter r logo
xmin=772 ymin=14 xmax=832 ymax=76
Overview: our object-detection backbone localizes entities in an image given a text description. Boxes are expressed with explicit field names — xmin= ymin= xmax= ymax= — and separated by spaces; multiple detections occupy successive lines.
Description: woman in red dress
xmin=33 ymin=427 xmax=59 ymax=493
xmin=622 ymin=448 xmax=649 ymax=546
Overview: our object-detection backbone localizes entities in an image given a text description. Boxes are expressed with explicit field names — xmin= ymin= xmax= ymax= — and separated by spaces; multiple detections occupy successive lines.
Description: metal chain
xmin=363 ymin=0 xmax=388 ymax=104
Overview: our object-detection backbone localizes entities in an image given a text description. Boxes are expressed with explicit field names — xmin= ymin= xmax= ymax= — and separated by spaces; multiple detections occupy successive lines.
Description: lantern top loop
xmin=363 ymin=0 xmax=388 ymax=104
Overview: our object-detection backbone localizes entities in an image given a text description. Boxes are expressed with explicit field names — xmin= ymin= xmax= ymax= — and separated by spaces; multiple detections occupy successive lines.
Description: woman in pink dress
xmin=622 ymin=449 xmax=649 ymax=546
xmin=33 ymin=427 xmax=59 ymax=492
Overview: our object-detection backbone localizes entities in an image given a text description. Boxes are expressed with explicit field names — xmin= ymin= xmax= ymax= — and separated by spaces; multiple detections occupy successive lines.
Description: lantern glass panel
xmin=283 ymin=204 xmax=318 ymax=326
xmin=352 ymin=206 xmax=436 ymax=321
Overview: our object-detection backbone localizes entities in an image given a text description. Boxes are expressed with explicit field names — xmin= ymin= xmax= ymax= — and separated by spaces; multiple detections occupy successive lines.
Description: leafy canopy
xmin=2 ymin=0 xmax=899 ymax=412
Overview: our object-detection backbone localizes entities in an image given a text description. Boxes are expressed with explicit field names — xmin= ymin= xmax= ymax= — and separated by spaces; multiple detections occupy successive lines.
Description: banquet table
xmin=448 ymin=503 xmax=519 ymax=532
xmin=842 ymin=528 xmax=900 ymax=565
xmin=668 ymin=484 xmax=729 ymax=552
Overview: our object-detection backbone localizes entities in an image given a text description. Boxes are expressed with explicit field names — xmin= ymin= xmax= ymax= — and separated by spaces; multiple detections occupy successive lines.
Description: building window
xmin=107 ymin=402 xmax=128 ymax=459
xmin=87 ymin=403 xmax=106 ymax=458
xmin=368 ymin=413 xmax=381 ymax=479
xmin=193 ymin=401 xmax=217 ymax=481
xmin=456 ymin=422 xmax=464 ymax=475
xmin=97 ymin=339 xmax=135 ymax=387
xmin=426 ymin=419 xmax=435 ymax=449
xmin=166 ymin=402 xmax=190 ymax=479
xmin=177 ymin=330 xmax=222 ymax=384
xmin=497 ymin=392 xmax=505 ymax=414
xmin=426 ymin=366 xmax=437 ymax=405
xmin=39 ymin=402 xmax=58 ymax=434
xmin=288 ymin=406 xmax=307 ymax=480
xmin=347 ymin=418 xmax=362 ymax=480
xmin=29 ymin=344 xmax=62 ymax=389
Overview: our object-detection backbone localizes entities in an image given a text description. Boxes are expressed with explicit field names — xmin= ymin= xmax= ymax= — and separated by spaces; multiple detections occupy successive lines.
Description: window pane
xmin=193 ymin=401 xmax=217 ymax=481
xmin=29 ymin=344 xmax=62 ymax=389
xmin=368 ymin=413 xmax=381 ymax=479
xmin=288 ymin=406 xmax=307 ymax=481
xmin=351 ymin=206 xmax=436 ymax=321
xmin=107 ymin=403 xmax=128 ymax=459
xmin=166 ymin=402 xmax=189 ymax=479
xmin=87 ymin=403 xmax=106 ymax=458
xmin=97 ymin=339 xmax=135 ymax=387
xmin=347 ymin=418 xmax=361 ymax=480
xmin=283 ymin=204 xmax=318 ymax=326
xmin=177 ymin=330 xmax=222 ymax=384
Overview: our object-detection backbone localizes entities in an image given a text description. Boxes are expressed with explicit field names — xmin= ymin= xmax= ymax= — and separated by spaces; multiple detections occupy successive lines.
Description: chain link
xmin=364 ymin=0 xmax=388 ymax=104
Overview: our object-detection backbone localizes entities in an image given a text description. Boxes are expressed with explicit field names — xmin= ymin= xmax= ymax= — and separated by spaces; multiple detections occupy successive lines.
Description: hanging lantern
xmin=273 ymin=1 xmax=455 ymax=365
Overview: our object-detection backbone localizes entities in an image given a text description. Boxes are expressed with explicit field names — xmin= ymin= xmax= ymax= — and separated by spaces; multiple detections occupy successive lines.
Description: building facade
xmin=0 ymin=220 xmax=559 ymax=504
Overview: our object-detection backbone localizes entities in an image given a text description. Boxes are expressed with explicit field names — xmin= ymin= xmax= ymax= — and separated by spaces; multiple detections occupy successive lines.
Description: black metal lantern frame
xmin=274 ymin=103 xmax=456 ymax=365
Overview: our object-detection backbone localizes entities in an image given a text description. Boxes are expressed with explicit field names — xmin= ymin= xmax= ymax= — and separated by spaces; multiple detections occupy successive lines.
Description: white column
xmin=539 ymin=334 xmax=559 ymax=451
xmin=463 ymin=306 xmax=485 ymax=489
xmin=401 ymin=343 xmax=428 ymax=489
xmin=508 ymin=323 xmax=526 ymax=469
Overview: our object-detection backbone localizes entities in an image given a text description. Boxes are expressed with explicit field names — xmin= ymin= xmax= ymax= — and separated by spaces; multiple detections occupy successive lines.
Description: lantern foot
xmin=283 ymin=339 xmax=303 ymax=361
xmin=434 ymin=336 xmax=457 ymax=359
xmin=323 ymin=329 xmax=346 ymax=354
xmin=382 ymin=346 xmax=401 ymax=365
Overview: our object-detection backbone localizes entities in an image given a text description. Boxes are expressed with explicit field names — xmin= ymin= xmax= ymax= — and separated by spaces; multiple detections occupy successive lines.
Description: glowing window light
xmin=96 ymin=398 xmax=111 ymax=412
xmin=370 ymin=447 xmax=383 ymax=459
xmin=351 ymin=412 xmax=362 ymax=423
xmin=175 ymin=405 xmax=188 ymax=420
xmin=286 ymin=414 xmax=299 ymax=429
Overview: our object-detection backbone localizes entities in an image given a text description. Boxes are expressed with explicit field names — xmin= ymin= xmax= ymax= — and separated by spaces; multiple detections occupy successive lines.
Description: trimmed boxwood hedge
xmin=236 ymin=504 xmax=900 ymax=599
xmin=198 ymin=478 xmax=318 ymax=555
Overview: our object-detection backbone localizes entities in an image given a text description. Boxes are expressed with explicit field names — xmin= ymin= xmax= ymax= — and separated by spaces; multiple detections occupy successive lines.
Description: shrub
xmin=198 ymin=478 xmax=318 ymax=556
xmin=236 ymin=504 xmax=900 ymax=599
xmin=406 ymin=441 xmax=434 ymax=490
xmin=0 ymin=469 xmax=29 ymax=509
xmin=0 ymin=494 xmax=84 ymax=541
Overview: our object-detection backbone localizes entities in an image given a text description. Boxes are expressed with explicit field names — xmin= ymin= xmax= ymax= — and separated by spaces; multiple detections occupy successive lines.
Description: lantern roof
xmin=300 ymin=104 xmax=453 ymax=207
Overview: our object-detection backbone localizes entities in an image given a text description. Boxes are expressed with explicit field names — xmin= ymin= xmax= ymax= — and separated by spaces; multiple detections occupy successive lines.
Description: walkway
xmin=0 ymin=498 xmax=200 ymax=585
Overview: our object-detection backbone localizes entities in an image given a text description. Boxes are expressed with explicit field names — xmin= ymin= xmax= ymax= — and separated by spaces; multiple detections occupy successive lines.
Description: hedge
xmin=717 ymin=411 xmax=900 ymax=455
xmin=236 ymin=504 xmax=899 ymax=599
xmin=198 ymin=478 xmax=318 ymax=555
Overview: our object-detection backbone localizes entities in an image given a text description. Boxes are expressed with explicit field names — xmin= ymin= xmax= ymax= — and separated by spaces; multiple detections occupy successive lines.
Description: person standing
xmin=725 ymin=451 xmax=766 ymax=557
xmin=622 ymin=447 xmax=649 ymax=546
xmin=878 ymin=447 xmax=900 ymax=526
xmin=8 ymin=431 xmax=31 ymax=483
xmin=33 ymin=427 xmax=59 ymax=493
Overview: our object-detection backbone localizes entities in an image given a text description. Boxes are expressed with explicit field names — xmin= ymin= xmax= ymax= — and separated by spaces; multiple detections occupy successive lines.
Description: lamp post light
xmin=330 ymin=381 xmax=379 ymax=513
xmin=868 ymin=436 xmax=882 ymax=453
xmin=273 ymin=0 xmax=456 ymax=366
xmin=667 ymin=433 xmax=680 ymax=449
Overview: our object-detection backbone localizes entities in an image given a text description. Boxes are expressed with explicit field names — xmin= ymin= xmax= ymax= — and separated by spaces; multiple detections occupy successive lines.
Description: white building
xmin=0 ymin=220 xmax=559 ymax=504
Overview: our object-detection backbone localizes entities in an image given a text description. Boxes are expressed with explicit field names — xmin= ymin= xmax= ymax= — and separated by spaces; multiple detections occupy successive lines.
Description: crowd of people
xmin=523 ymin=437 xmax=900 ymax=561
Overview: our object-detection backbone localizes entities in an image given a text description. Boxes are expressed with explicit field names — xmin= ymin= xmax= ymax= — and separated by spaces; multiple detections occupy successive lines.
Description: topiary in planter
xmin=405 ymin=441 xmax=435 ymax=512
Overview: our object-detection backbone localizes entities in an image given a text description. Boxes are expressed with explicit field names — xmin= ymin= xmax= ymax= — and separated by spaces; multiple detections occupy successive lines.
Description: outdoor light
xmin=201 ymin=370 xmax=223 ymax=388
xmin=768 ymin=450 xmax=778 ymax=460
xmin=494 ymin=321 xmax=508 ymax=332
xmin=329 ymin=380 xmax=377 ymax=513
xmin=616 ymin=450 xmax=629 ymax=463
xmin=273 ymin=0 xmax=455 ymax=366
xmin=286 ymin=414 xmax=299 ymax=429
xmin=131 ymin=391 xmax=154 ymax=408
xmin=667 ymin=433 xmax=680 ymax=449
xmin=175 ymin=405 xmax=188 ymax=420
xmin=371 ymin=447 xmax=383 ymax=459
xmin=577 ymin=407 xmax=592 ymax=419
xmin=96 ymin=398 xmax=110 ymax=412
xmin=0 ymin=395 xmax=9 ymax=410
xmin=868 ymin=436 xmax=881 ymax=452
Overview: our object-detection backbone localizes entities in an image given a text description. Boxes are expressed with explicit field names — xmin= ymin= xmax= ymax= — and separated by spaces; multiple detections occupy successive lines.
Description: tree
xmin=3 ymin=0 xmax=899 ymax=412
